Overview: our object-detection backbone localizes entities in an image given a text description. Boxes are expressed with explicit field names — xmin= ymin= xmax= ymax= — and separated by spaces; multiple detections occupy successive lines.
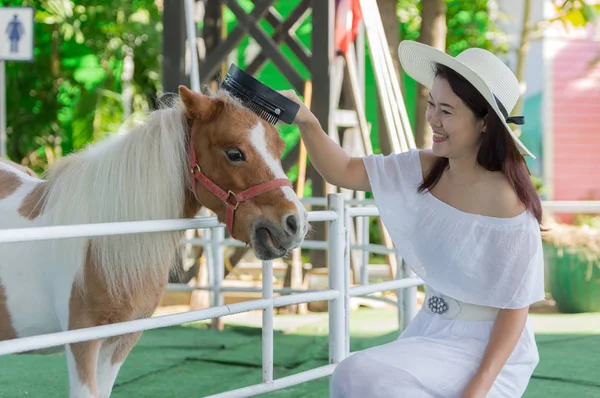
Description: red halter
xmin=188 ymin=119 xmax=292 ymax=236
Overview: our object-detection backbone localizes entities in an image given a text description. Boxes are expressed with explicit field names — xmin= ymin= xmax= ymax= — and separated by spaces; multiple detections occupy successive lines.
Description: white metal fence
xmin=1 ymin=194 xmax=599 ymax=397
xmin=0 ymin=193 xmax=422 ymax=397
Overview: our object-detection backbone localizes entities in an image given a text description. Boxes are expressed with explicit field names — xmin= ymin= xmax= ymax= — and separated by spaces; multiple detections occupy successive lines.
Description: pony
xmin=0 ymin=85 xmax=308 ymax=398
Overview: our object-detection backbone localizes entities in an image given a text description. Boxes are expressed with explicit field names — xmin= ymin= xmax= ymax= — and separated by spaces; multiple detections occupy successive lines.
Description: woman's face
xmin=426 ymin=77 xmax=486 ymax=159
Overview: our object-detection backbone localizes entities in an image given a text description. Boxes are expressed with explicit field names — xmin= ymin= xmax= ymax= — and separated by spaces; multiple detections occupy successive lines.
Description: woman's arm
xmin=462 ymin=306 xmax=529 ymax=397
xmin=462 ymin=177 xmax=535 ymax=397
xmin=278 ymin=90 xmax=370 ymax=192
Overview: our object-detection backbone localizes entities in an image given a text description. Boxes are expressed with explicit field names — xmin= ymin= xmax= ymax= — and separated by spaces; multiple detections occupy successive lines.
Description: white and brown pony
xmin=0 ymin=85 xmax=307 ymax=397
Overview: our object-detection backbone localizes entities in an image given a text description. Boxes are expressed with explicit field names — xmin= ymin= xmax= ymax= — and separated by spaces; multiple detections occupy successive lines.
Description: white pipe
xmin=204 ymin=364 xmax=337 ymax=398
xmin=353 ymin=294 xmax=398 ymax=306
xmin=166 ymin=284 xmax=319 ymax=294
xmin=212 ymin=226 xmax=225 ymax=329
xmin=301 ymin=197 xmax=376 ymax=206
xmin=308 ymin=210 xmax=339 ymax=222
xmin=180 ymin=237 xmax=394 ymax=255
xmin=343 ymin=207 xmax=352 ymax=357
xmin=2 ymin=199 xmax=583 ymax=245
xmin=167 ymin=282 xmax=398 ymax=305
xmin=262 ymin=260 xmax=274 ymax=383
xmin=327 ymin=193 xmax=346 ymax=364
xmin=0 ymin=210 xmax=338 ymax=245
xmin=274 ymin=290 xmax=339 ymax=307
xmin=304 ymin=197 xmax=600 ymax=215
xmin=401 ymin=263 xmax=418 ymax=330
xmin=0 ymin=299 xmax=270 ymax=356
xmin=349 ymin=277 xmax=423 ymax=297
xmin=542 ymin=201 xmax=600 ymax=213
xmin=357 ymin=1 xmax=401 ymax=152
xmin=351 ymin=244 xmax=394 ymax=255
xmin=368 ymin=0 xmax=416 ymax=149
xmin=0 ymin=217 xmax=220 ymax=244
xmin=346 ymin=206 xmax=379 ymax=217
xmin=0 ymin=289 xmax=341 ymax=356
xmin=360 ymin=214 xmax=370 ymax=285
xmin=184 ymin=0 xmax=200 ymax=92
xmin=395 ymin=253 xmax=405 ymax=333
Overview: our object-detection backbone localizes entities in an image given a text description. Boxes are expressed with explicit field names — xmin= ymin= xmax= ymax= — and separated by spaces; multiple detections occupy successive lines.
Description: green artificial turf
xmin=0 ymin=308 xmax=598 ymax=397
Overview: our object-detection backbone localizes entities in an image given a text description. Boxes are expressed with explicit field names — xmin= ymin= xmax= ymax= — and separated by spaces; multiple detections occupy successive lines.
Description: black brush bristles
xmin=220 ymin=64 xmax=300 ymax=125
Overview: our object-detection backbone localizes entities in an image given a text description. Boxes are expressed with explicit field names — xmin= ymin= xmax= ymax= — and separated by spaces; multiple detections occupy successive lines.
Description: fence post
xmin=360 ymin=215 xmax=370 ymax=285
xmin=327 ymin=193 xmax=346 ymax=364
xmin=343 ymin=204 xmax=352 ymax=358
xmin=262 ymin=260 xmax=274 ymax=383
xmin=401 ymin=262 xmax=417 ymax=330
xmin=394 ymin=251 xmax=405 ymax=333
xmin=211 ymin=225 xmax=225 ymax=330
xmin=202 ymin=209 xmax=215 ymax=308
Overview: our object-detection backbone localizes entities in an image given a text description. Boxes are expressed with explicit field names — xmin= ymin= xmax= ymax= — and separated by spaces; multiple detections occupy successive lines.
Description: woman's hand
xmin=278 ymin=90 xmax=318 ymax=126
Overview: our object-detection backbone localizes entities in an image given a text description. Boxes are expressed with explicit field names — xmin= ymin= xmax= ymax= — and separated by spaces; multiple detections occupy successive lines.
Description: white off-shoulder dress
xmin=330 ymin=149 xmax=546 ymax=398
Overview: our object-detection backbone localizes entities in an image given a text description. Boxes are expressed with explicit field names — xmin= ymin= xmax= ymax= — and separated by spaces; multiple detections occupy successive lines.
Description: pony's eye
xmin=224 ymin=148 xmax=245 ymax=162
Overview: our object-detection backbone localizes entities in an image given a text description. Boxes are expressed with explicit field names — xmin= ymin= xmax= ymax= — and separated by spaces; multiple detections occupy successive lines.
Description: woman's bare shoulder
xmin=417 ymin=149 xmax=438 ymax=178
xmin=486 ymin=172 xmax=527 ymax=218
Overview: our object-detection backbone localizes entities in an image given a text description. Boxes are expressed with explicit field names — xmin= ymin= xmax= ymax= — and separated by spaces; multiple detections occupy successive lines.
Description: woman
xmin=279 ymin=40 xmax=545 ymax=397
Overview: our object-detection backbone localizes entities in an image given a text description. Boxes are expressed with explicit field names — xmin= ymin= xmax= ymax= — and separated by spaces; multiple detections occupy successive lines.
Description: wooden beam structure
xmin=161 ymin=0 xmax=416 ymax=313
xmin=245 ymin=0 xmax=311 ymax=75
xmin=162 ymin=0 xmax=188 ymax=93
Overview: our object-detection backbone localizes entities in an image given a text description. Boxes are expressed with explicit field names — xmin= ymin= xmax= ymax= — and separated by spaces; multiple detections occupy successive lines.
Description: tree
xmin=414 ymin=0 xmax=446 ymax=149
xmin=512 ymin=0 xmax=600 ymax=120
xmin=397 ymin=0 xmax=507 ymax=149
xmin=376 ymin=0 xmax=404 ymax=155
xmin=4 ymin=0 xmax=162 ymax=174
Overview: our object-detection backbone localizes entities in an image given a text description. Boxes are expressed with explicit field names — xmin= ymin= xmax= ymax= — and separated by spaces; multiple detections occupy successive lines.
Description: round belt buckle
xmin=427 ymin=295 xmax=449 ymax=315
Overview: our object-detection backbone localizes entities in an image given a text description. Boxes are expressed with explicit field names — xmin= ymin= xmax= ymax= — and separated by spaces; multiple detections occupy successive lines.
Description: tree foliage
xmin=397 ymin=0 xmax=509 ymax=57
xmin=2 ymin=0 xmax=162 ymax=174
xmin=2 ymin=0 xmax=531 ymax=177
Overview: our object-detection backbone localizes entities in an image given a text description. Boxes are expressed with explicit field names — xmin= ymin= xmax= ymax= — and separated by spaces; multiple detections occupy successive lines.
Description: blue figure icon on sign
xmin=6 ymin=14 xmax=24 ymax=53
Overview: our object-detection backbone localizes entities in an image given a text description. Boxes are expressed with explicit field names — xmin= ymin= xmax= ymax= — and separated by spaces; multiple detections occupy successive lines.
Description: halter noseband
xmin=188 ymin=119 xmax=292 ymax=236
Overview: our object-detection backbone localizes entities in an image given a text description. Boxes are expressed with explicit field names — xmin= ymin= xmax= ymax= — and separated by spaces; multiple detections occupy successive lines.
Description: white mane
xmin=40 ymin=97 xmax=194 ymax=297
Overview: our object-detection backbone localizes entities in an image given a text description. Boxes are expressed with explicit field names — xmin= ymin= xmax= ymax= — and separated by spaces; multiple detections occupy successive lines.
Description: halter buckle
xmin=191 ymin=164 xmax=201 ymax=175
xmin=226 ymin=190 xmax=240 ymax=210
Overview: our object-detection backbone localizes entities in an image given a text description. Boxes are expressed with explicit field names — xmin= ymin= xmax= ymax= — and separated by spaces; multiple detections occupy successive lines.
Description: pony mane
xmin=40 ymin=96 xmax=197 ymax=298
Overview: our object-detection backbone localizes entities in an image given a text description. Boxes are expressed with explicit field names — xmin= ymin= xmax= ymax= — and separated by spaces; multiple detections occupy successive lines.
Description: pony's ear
xmin=178 ymin=85 xmax=216 ymax=119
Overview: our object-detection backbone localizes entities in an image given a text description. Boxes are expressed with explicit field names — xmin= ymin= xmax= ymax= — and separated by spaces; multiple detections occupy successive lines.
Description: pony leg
xmin=96 ymin=332 xmax=142 ymax=398
xmin=66 ymin=340 xmax=102 ymax=398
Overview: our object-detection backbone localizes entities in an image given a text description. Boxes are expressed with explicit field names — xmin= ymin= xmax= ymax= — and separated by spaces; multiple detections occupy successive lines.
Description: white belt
xmin=423 ymin=287 xmax=499 ymax=322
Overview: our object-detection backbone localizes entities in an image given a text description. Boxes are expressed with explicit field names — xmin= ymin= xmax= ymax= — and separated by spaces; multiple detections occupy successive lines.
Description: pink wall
xmin=552 ymin=39 xmax=600 ymax=222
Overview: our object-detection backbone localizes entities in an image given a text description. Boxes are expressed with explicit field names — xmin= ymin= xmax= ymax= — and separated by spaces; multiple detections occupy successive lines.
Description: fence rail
xmin=541 ymin=200 xmax=600 ymax=213
xmin=1 ymin=196 xmax=598 ymax=396
xmin=0 ymin=194 xmax=384 ymax=397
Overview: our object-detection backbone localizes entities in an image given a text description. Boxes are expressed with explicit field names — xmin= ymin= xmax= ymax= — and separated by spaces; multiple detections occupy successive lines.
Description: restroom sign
xmin=0 ymin=7 xmax=34 ymax=62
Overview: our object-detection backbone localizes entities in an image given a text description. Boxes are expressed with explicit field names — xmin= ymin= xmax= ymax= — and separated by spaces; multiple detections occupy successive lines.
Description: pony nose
xmin=283 ymin=213 xmax=299 ymax=236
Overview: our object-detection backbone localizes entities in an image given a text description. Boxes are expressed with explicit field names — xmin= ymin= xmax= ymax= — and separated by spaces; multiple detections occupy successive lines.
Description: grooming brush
xmin=220 ymin=64 xmax=300 ymax=125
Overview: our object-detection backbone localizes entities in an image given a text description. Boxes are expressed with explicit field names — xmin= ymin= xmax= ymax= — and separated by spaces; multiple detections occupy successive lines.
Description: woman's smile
xmin=432 ymin=129 xmax=448 ymax=143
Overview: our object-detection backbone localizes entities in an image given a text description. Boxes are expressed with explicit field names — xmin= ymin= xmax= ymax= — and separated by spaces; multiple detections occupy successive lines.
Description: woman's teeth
xmin=433 ymin=131 xmax=448 ymax=142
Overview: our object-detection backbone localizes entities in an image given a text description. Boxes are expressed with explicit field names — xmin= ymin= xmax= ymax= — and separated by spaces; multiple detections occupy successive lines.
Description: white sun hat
xmin=397 ymin=40 xmax=534 ymax=159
